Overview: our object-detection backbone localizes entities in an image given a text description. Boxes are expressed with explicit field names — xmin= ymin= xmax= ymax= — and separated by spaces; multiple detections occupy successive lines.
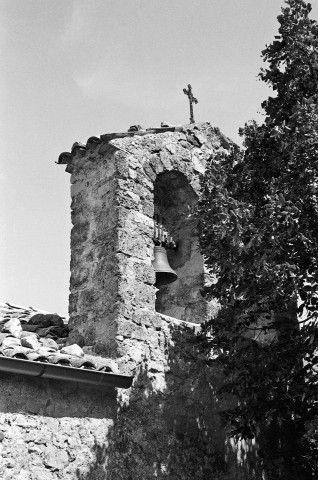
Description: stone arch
xmin=151 ymin=170 xmax=206 ymax=323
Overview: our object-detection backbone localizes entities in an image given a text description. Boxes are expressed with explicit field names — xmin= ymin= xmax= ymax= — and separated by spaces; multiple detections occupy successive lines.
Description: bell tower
xmin=56 ymin=123 xmax=257 ymax=479
xmin=58 ymin=123 xmax=231 ymax=361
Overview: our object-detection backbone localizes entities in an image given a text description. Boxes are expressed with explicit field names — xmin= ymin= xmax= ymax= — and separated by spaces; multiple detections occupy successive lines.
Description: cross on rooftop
xmin=183 ymin=84 xmax=198 ymax=124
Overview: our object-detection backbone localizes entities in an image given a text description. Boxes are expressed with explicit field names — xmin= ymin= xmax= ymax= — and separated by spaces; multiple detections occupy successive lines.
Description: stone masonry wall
xmin=0 ymin=124 xmax=262 ymax=480
xmin=69 ymin=147 xmax=120 ymax=356
xmin=0 ymin=315 xmax=261 ymax=480
xmin=106 ymin=123 xmax=225 ymax=327
xmin=68 ymin=123 xmax=224 ymax=358
xmin=61 ymin=123 xmax=263 ymax=479
xmin=109 ymin=309 xmax=261 ymax=480
xmin=0 ymin=373 xmax=116 ymax=480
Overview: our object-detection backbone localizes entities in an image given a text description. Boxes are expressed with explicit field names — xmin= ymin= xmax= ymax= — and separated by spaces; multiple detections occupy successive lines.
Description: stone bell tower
xmin=57 ymin=123 xmax=258 ymax=480
xmin=58 ymin=122 xmax=231 ymax=361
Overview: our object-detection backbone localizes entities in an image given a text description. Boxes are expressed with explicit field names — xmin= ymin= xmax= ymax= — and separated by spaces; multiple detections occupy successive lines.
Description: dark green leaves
xmin=198 ymin=1 xmax=318 ymax=477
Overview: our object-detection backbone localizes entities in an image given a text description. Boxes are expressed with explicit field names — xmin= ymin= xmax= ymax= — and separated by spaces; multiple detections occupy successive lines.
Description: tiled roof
xmin=57 ymin=123 xmax=232 ymax=167
xmin=0 ymin=302 xmax=118 ymax=374
xmin=57 ymin=125 xmax=185 ymax=165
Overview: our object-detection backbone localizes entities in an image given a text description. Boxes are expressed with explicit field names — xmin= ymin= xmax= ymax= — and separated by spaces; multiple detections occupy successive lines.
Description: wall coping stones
xmin=57 ymin=122 xmax=232 ymax=166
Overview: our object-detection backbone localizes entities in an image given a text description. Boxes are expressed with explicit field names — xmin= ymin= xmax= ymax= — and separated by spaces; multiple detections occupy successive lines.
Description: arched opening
xmin=153 ymin=171 xmax=206 ymax=323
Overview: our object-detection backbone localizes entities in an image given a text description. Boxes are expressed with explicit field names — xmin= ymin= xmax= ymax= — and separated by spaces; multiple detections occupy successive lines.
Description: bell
xmin=152 ymin=246 xmax=178 ymax=286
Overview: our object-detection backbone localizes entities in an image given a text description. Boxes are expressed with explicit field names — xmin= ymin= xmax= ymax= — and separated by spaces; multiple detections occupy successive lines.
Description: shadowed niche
xmin=153 ymin=171 xmax=207 ymax=323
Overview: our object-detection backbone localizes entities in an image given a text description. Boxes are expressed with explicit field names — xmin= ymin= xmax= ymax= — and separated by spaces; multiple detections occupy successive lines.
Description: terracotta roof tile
xmin=69 ymin=358 xmax=96 ymax=370
xmin=26 ymin=352 xmax=49 ymax=362
xmin=0 ymin=302 xmax=119 ymax=375
xmin=0 ymin=346 xmax=30 ymax=359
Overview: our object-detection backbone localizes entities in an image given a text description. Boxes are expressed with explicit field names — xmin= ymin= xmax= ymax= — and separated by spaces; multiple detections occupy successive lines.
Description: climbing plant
xmin=198 ymin=1 xmax=318 ymax=478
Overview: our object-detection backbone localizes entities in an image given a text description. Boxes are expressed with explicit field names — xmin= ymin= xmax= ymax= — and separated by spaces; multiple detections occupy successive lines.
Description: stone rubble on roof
xmin=0 ymin=303 xmax=118 ymax=373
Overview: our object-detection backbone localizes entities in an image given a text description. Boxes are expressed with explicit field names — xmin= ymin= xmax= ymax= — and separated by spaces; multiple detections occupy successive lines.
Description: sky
xmin=1 ymin=0 xmax=318 ymax=316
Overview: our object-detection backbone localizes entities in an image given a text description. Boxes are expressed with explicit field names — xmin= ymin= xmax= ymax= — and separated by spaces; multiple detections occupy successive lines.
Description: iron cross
xmin=183 ymin=84 xmax=198 ymax=124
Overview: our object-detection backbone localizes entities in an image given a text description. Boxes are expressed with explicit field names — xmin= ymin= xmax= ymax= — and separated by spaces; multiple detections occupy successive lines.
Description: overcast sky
xmin=1 ymin=0 xmax=317 ymax=316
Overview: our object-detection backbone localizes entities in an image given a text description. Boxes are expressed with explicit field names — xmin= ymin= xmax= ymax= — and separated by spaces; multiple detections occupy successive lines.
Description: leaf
xmin=197 ymin=2 xmax=318 ymax=470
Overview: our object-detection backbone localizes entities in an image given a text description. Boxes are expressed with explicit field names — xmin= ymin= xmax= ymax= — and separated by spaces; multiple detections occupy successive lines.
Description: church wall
xmin=56 ymin=123 xmax=262 ymax=479
xmin=0 ymin=318 xmax=261 ymax=480
xmin=0 ymin=373 xmax=116 ymax=480
xmin=111 ymin=124 xmax=221 ymax=327
xmin=0 ymin=124 xmax=263 ymax=480
xmin=67 ymin=125 xmax=224 ymax=369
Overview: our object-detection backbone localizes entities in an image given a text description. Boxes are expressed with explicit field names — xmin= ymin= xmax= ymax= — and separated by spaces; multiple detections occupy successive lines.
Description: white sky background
xmin=1 ymin=0 xmax=318 ymax=316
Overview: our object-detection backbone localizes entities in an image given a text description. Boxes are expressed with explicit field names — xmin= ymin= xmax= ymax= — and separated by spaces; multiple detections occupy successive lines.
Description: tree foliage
xmin=198 ymin=1 xmax=318 ymax=478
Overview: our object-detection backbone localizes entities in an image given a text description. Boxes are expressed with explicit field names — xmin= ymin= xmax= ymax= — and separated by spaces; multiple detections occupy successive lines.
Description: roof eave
xmin=0 ymin=356 xmax=133 ymax=389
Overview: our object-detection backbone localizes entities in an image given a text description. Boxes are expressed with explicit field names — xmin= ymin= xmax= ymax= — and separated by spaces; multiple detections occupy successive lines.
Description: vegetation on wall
xmin=198 ymin=1 xmax=318 ymax=478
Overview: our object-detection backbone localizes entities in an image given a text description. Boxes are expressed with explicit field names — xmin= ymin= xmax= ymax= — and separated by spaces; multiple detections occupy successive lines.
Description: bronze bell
xmin=152 ymin=246 xmax=178 ymax=286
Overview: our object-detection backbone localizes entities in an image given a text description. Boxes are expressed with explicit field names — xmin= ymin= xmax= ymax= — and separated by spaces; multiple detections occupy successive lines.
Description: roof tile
xmin=2 ymin=337 xmax=21 ymax=348
xmin=69 ymin=358 xmax=95 ymax=369
xmin=1 ymin=346 xmax=31 ymax=359
xmin=47 ymin=354 xmax=72 ymax=366
xmin=0 ymin=302 xmax=119 ymax=376
xmin=27 ymin=352 xmax=49 ymax=362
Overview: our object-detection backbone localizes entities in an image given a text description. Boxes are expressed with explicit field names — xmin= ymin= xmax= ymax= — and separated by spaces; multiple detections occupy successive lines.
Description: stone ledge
xmin=158 ymin=313 xmax=200 ymax=330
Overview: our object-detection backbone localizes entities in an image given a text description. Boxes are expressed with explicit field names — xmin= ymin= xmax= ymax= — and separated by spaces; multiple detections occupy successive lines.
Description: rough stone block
xmin=117 ymin=231 xmax=149 ymax=260
xmin=71 ymin=222 xmax=90 ymax=244
xmin=21 ymin=335 xmax=41 ymax=350
xmin=44 ymin=447 xmax=69 ymax=471
xmin=61 ymin=344 xmax=84 ymax=357
xmin=117 ymin=319 xmax=148 ymax=341
xmin=143 ymin=162 xmax=157 ymax=181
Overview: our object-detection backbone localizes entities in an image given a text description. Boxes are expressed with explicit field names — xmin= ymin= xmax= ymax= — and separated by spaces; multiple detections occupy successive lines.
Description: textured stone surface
xmin=60 ymin=344 xmax=84 ymax=357
xmin=0 ymin=413 xmax=114 ymax=480
xmin=68 ymin=123 xmax=226 ymax=355
xmin=0 ymin=315 xmax=255 ymax=480
xmin=0 ymin=372 xmax=116 ymax=480
xmin=20 ymin=335 xmax=41 ymax=350
xmin=0 ymin=322 xmax=232 ymax=480
xmin=0 ymin=303 xmax=118 ymax=372
xmin=0 ymin=124 xmax=261 ymax=479
xmin=57 ymin=123 xmax=261 ymax=478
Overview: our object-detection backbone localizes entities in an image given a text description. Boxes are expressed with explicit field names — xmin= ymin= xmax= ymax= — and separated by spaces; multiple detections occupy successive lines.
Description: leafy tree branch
xmin=198 ymin=1 xmax=318 ymax=478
